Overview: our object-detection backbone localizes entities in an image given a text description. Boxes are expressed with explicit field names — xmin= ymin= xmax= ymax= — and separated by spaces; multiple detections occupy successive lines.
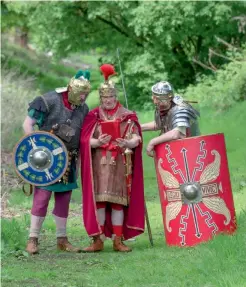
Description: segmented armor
xmin=155 ymin=95 xmax=200 ymax=136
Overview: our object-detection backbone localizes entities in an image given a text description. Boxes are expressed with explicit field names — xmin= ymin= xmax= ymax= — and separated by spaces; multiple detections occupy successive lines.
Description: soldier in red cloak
xmin=80 ymin=64 xmax=145 ymax=252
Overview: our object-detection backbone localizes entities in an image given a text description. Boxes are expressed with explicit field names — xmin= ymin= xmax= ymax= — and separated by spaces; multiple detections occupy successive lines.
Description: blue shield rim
xmin=13 ymin=131 xmax=69 ymax=186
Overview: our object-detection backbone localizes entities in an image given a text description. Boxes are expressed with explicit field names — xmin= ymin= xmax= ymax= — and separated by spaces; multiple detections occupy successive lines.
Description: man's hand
xmin=98 ymin=134 xmax=111 ymax=146
xmin=146 ymin=140 xmax=155 ymax=157
xmin=116 ymin=138 xmax=130 ymax=148
xmin=90 ymin=134 xmax=111 ymax=148
xmin=116 ymin=137 xmax=140 ymax=149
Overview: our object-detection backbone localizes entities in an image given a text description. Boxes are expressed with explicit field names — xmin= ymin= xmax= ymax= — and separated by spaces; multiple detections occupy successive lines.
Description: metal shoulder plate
xmin=172 ymin=95 xmax=185 ymax=106
xmin=55 ymin=87 xmax=68 ymax=93
xmin=169 ymin=97 xmax=200 ymax=129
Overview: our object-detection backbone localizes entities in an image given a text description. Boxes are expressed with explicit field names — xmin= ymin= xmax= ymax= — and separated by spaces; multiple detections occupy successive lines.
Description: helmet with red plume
xmin=99 ymin=64 xmax=117 ymax=97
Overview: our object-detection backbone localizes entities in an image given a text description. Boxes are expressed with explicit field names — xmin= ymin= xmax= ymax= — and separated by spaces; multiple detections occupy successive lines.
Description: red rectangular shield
xmin=154 ymin=133 xmax=237 ymax=247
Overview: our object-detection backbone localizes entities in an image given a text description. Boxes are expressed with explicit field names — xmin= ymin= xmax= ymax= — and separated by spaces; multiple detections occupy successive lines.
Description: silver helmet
xmin=151 ymin=81 xmax=173 ymax=97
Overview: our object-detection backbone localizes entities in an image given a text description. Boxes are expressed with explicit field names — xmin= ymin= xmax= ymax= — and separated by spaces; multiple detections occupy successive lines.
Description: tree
xmin=2 ymin=1 xmax=245 ymax=107
xmin=1 ymin=1 xmax=38 ymax=48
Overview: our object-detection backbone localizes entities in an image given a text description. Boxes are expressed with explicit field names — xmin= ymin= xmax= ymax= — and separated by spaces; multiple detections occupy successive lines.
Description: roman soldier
xmin=23 ymin=70 xmax=91 ymax=254
xmin=80 ymin=64 xmax=145 ymax=252
xmin=141 ymin=81 xmax=236 ymax=247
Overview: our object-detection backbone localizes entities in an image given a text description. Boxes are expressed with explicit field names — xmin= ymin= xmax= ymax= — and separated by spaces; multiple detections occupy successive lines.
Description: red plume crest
xmin=100 ymin=64 xmax=116 ymax=81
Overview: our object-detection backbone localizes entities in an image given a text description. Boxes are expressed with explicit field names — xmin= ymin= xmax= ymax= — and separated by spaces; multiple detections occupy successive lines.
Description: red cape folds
xmin=80 ymin=107 xmax=145 ymax=239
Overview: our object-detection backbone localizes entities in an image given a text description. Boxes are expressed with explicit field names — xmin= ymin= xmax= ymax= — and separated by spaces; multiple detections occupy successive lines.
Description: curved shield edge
xmin=13 ymin=131 xmax=69 ymax=186
xmin=154 ymin=133 xmax=237 ymax=247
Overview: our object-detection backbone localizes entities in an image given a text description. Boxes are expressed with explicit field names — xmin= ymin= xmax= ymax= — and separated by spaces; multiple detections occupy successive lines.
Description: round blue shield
xmin=13 ymin=131 xmax=69 ymax=186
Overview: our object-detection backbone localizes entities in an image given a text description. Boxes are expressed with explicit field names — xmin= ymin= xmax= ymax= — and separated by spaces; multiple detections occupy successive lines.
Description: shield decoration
xmin=13 ymin=131 xmax=68 ymax=186
xmin=154 ymin=133 xmax=237 ymax=247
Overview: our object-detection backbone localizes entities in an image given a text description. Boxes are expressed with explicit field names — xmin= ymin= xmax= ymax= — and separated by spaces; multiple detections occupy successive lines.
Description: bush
xmin=183 ymin=48 xmax=246 ymax=110
xmin=1 ymin=69 xmax=40 ymax=151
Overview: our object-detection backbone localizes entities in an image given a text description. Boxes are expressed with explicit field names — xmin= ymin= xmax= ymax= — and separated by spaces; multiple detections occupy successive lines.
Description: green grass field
xmin=2 ymin=101 xmax=246 ymax=287
xmin=1 ymin=44 xmax=246 ymax=287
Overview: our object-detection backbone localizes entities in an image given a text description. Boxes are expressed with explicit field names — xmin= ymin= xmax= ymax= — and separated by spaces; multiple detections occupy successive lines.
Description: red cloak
xmin=80 ymin=107 xmax=145 ymax=239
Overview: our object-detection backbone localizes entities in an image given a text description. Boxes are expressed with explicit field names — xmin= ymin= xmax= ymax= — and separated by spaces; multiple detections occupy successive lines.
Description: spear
xmin=116 ymin=48 xmax=129 ymax=109
xmin=116 ymin=48 xmax=154 ymax=247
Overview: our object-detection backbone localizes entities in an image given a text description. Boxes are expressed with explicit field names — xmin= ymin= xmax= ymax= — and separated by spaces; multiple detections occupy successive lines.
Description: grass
xmin=1 ymin=200 xmax=246 ymax=287
xmin=1 ymin=41 xmax=102 ymax=98
xmin=1 ymin=44 xmax=246 ymax=287
xmin=2 ymin=101 xmax=246 ymax=287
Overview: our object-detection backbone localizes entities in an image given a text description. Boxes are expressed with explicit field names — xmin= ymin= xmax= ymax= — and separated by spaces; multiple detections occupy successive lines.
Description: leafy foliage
xmin=184 ymin=47 xmax=246 ymax=109
xmin=2 ymin=1 xmax=245 ymax=107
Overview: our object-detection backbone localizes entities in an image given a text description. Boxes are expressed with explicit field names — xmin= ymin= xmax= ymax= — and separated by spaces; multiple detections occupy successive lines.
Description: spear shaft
xmin=117 ymin=48 xmax=129 ymax=109
xmin=116 ymin=48 xmax=154 ymax=247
